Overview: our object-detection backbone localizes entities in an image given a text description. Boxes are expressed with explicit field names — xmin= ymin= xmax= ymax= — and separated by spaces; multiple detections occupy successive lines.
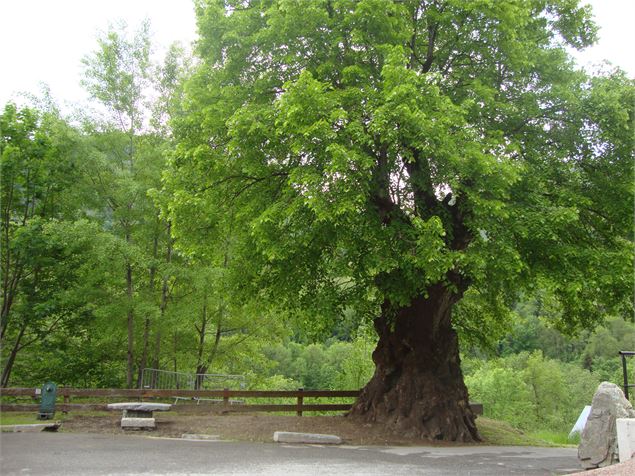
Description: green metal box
xmin=37 ymin=381 xmax=57 ymax=420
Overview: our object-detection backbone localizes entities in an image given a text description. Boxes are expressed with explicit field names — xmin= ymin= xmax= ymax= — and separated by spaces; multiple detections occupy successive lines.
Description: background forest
xmin=1 ymin=12 xmax=633 ymax=443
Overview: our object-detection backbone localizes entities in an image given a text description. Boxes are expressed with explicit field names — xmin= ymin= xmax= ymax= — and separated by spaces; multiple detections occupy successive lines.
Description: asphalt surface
xmin=0 ymin=432 xmax=582 ymax=475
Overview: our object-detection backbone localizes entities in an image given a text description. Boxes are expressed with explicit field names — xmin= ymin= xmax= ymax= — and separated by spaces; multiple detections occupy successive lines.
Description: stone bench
xmin=107 ymin=402 xmax=171 ymax=430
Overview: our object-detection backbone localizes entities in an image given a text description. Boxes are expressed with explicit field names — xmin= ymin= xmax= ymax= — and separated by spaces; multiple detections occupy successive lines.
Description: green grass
xmin=477 ymin=417 xmax=559 ymax=446
xmin=0 ymin=412 xmax=47 ymax=426
xmin=0 ymin=410 xmax=112 ymax=431
xmin=477 ymin=418 xmax=582 ymax=447
xmin=0 ymin=411 xmax=108 ymax=425
xmin=526 ymin=430 xmax=579 ymax=446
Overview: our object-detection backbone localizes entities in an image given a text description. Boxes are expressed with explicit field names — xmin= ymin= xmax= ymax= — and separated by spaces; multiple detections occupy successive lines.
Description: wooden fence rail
xmin=1 ymin=388 xmax=360 ymax=398
xmin=1 ymin=387 xmax=360 ymax=416
xmin=1 ymin=388 xmax=483 ymax=416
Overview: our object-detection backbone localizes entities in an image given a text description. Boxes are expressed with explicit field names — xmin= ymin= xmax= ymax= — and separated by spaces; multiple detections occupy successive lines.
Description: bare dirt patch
xmin=60 ymin=412 xmax=471 ymax=446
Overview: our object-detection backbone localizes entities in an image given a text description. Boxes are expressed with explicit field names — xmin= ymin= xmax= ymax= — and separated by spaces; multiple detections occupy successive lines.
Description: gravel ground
xmin=568 ymin=459 xmax=635 ymax=476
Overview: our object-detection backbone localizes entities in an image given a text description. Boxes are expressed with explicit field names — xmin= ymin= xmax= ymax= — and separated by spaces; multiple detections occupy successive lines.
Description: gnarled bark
xmin=349 ymin=284 xmax=480 ymax=442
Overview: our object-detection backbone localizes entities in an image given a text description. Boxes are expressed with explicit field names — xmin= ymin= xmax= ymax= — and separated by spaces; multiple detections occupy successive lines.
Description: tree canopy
xmin=166 ymin=0 xmax=634 ymax=440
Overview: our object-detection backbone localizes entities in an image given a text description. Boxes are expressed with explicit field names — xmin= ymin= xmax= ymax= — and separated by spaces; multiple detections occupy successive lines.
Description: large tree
xmin=167 ymin=0 xmax=634 ymax=441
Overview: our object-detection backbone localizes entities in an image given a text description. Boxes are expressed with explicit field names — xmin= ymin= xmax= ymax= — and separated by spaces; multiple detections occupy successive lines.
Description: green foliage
xmin=332 ymin=336 xmax=376 ymax=390
xmin=1 ymin=23 xmax=210 ymax=389
xmin=168 ymin=0 xmax=634 ymax=354
xmin=81 ymin=19 xmax=151 ymax=131
xmin=465 ymin=365 xmax=537 ymax=430
xmin=465 ymin=351 xmax=601 ymax=433
xmin=263 ymin=334 xmax=376 ymax=390
xmin=0 ymin=101 xmax=109 ymax=386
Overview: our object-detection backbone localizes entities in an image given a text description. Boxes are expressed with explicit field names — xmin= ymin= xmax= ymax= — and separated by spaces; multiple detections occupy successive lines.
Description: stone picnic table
xmin=107 ymin=402 xmax=172 ymax=430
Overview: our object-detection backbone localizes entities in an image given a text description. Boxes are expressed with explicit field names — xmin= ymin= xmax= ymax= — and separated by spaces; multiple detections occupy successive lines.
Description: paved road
xmin=1 ymin=432 xmax=581 ymax=475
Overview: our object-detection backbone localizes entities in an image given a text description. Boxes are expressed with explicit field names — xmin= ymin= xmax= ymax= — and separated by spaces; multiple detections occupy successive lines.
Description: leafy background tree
xmin=0 ymin=102 xmax=96 ymax=386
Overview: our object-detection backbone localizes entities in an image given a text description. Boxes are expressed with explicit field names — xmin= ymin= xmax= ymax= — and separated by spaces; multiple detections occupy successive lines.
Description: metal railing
xmin=140 ymin=368 xmax=246 ymax=390
xmin=619 ymin=351 xmax=635 ymax=400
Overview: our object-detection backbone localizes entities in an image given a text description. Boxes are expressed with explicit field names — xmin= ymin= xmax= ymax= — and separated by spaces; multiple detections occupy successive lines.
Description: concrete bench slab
xmin=121 ymin=417 xmax=156 ymax=429
xmin=107 ymin=403 xmax=171 ymax=412
xmin=273 ymin=431 xmax=342 ymax=445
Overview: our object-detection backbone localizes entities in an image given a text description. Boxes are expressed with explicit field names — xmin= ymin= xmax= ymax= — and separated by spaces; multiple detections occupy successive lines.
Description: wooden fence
xmin=1 ymin=387 xmax=483 ymax=416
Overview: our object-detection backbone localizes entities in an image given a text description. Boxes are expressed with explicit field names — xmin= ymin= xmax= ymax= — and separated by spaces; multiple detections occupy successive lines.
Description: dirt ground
xmin=60 ymin=412 xmax=477 ymax=446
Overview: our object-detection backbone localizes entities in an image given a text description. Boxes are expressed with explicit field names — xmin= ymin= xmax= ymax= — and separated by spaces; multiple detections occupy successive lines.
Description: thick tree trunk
xmin=349 ymin=284 xmax=480 ymax=442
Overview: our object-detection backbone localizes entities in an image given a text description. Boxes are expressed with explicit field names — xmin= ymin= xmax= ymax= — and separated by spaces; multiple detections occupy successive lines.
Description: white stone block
xmin=273 ymin=431 xmax=341 ymax=444
xmin=8 ymin=423 xmax=61 ymax=432
xmin=181 ymin=434 xmax=221 ymax=440
xmin=121 ymin=417 xmax=156 ymax=429
xmin=616 ymin=418 xmax=635 ymax=462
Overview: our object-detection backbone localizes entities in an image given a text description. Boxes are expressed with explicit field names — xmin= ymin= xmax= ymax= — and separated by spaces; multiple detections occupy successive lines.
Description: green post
xmin=37 ymin=381 xmax=57 ymax=420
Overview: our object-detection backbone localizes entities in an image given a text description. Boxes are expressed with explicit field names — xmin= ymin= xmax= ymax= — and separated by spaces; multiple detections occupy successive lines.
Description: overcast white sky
xmin=1 ymin=0 xmax=633 ymax=110
xmin=0 ymin=0 xmax=197 ymax=110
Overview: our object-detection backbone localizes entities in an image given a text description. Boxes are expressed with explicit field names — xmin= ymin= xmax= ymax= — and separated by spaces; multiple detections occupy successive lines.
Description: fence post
xmin=622 ymin=353 xmax=630 ymax=400
xmin=63 ymin=388 xmax=70 ymax=414
xmin=223 ymin=388 xmax=230 ymax=407
xmin=297 ymin=388 xmax=304 ymax=417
